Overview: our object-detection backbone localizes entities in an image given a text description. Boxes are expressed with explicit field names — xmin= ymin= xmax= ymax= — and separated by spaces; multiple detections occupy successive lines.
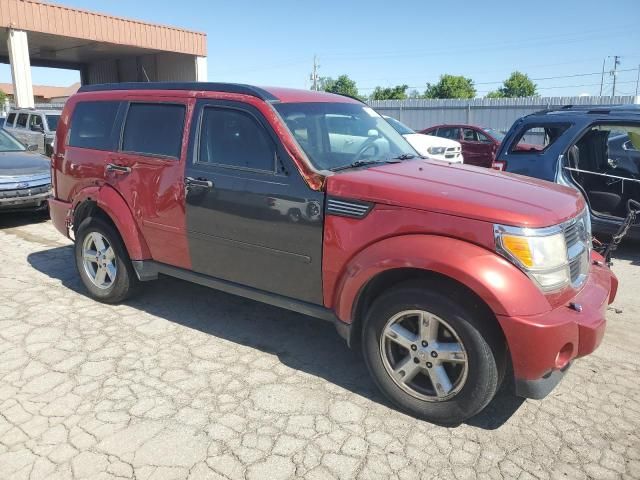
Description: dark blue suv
xmin=495 ymin=105 xmax=640 ymax=241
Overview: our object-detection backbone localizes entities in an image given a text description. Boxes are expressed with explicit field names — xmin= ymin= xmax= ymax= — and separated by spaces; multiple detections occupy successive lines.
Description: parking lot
xmin=0 ymin=215 xmax=638 ymax=480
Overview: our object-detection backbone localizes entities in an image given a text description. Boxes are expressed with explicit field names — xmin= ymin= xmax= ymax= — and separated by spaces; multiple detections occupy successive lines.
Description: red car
xmin=420 ymin=124 xmax=540 ymax=168
xmin=49 ymin=83 xmax=616 ymax=424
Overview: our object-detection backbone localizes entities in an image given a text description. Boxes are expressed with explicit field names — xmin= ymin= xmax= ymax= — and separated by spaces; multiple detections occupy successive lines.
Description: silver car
xmin=0 ymin=128 xmax=51 ymax=213
xmin=3 ymin=108 xmax=61 ymax=156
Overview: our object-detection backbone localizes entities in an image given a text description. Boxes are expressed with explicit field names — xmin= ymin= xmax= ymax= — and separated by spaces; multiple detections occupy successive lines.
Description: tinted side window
xmin=198 ymin=107 xmax=275 ymax=172
xmin=462 ymin=128 xmax=478 ymax=141
xmin=476 ymin=131 xmax=491 ymax=143
xmin=29 ymin=115 xmax=43 ymax=129
xmin=6 ymin=113 xmax=16 ymax=126
xmin=69 ymin=101 xmax=121 ymax=151
xmin=16 ymin=113 xmax=28 ymax=128
xmin=122 ymin=103 xmax=185 ymax=158
xmin=438 ymin=127 xmax=459 ymax=140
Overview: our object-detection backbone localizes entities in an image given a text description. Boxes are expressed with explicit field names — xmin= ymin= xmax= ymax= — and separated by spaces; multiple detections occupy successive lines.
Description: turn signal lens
xmin=502 ymin=235 xmax=534 ymax=267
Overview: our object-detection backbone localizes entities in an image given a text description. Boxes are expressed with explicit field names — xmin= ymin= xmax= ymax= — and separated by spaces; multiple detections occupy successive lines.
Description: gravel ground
xmin=0 ymin=214 xmax=639 ymax=480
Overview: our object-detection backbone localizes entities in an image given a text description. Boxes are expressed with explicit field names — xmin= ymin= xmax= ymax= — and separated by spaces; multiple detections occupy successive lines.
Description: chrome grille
xmin=563 ymin=212 xmax=590 ymax=288
xmin=326 ymin=197 xmax=373 ymax=219
xmin=0 ymin=184 xmax=51 ymax=198
xmin=444 ymin=146 xmax=461 ymax=159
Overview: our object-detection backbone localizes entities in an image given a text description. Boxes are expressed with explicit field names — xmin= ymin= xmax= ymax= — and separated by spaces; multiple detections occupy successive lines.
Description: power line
xmin=359 ymin=79 xmax=639 ymax=93
xmin=321 ymin=26 xmax=638 ymax=62
xmin=357 ymin=69 xmax=639 ymax=91
xmin=474 ymin=68 xmax=637 ymax=86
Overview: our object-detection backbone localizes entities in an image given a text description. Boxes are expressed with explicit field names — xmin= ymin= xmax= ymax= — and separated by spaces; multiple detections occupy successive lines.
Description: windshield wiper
xmin=392 ymin=153 xmax=417 ymax=160
xmin=331 ymin=159 xmax=391 ymax=172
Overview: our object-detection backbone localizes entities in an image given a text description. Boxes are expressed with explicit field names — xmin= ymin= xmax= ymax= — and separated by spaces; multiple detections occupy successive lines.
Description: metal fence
xmin=369 ymin=96 xmax=640 ymax=133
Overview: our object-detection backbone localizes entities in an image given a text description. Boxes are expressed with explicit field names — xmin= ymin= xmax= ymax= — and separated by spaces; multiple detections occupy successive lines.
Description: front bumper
xmin=497 ymin=252 xmax=617 ymax=399
xmin=0 ymin=189 xmax=51 ymax=211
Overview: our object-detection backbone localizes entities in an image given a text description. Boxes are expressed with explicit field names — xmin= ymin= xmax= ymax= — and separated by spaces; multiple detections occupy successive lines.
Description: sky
xmin=1 ymin=0 xmax=639 ymax=98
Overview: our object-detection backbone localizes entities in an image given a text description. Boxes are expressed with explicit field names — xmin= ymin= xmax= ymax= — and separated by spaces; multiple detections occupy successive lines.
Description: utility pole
xmin=635 ymin=64 xmax=639 ymax=97
xmin=310 ymin=55 xmax=319 ymax=91
xmin=611 ymin=55 xmax=620 ymax=98
xmin=599 ymin=57 xmax=606 ymax=96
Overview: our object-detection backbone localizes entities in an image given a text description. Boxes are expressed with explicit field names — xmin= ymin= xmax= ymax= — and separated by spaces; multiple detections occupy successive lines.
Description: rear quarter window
xmin=69 ymin=101 xmax=121 ymax=151
xmin=508 ymin=124 xmax=570 ymax=154
xmin=5 ymin=113 xmax=16 ymax=126
xmin=121 ymin=103 xmax=185 ymax=159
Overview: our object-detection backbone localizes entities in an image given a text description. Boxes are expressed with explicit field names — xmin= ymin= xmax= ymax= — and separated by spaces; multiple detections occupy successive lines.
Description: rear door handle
xmin=185 ymin=177 xmax=213 ymax=189
xmin=106 ymin=163 xmax=131 ymax=174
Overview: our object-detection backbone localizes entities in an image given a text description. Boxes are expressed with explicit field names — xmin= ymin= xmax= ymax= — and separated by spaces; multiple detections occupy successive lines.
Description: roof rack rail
xmin=78 ymin=82 xmax=279 ymax=102
xmin=529 ymin=104 xmax=640 ymax=116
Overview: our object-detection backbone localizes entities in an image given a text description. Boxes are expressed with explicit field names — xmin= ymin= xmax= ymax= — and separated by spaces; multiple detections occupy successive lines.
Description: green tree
xmin=317 ymin=76 xmax=335 ymax=91
xmin=424 ymin=74 xmax=476 ymax=99
xmin=370 ymin=84 xmax=409 ymax=100
xmin=487 ymin=71 xmax=537 ymax=98
xmin=0 ymin=89 xmax=6 ymax=105
xmin=320 ymin=74 xmax=359 ymax=98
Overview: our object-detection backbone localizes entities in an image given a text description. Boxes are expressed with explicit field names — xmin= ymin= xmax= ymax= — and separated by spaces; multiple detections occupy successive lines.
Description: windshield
xmin=384 ymin=116 xmax=415 ymax=135
xmin=274 ymin=102 xmax=417 ymax=171
xmin=484 ymin=128 xmax=505 ymax=141
xmin=0 ymin=129 xmax=26 ymax=152
xmin=46 ymin=114 xmax=60 ymax=132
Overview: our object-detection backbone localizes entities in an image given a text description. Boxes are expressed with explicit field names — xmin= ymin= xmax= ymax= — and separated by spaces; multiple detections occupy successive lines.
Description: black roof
xmin=78 ymin=82 xmax=279 ymax=102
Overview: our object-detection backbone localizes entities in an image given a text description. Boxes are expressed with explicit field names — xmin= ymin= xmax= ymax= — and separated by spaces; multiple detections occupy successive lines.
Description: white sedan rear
xmin=384 ymin=116 xmax=464 ymax=163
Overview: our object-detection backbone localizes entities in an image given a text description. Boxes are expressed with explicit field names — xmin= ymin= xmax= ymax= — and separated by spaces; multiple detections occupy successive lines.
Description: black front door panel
xmin=185 ymin=99 xmax=324 ymax=304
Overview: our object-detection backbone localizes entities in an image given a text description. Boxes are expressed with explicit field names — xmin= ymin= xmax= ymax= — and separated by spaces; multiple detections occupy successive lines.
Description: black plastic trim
xmin=78 ymin=82 xmax=279 ymax=102
xmin=131 ymin=260 xmax=337 ymax=322
xmin=514 ymin=363 xmax=571 ymax=400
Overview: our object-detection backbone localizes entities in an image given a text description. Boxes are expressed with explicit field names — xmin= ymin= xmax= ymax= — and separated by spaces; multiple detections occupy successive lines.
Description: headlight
xmin=495 ymin=224 xmax=569 ymax=291
xmin=427 ymin=146 xmax=446 ymax=155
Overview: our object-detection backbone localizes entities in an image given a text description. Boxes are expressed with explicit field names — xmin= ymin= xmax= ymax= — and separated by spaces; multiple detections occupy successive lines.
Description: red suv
xmin=421 ymin=124 xmax=540 ymax=168
xmin=49 ymin=83 xmax=617 ymax=424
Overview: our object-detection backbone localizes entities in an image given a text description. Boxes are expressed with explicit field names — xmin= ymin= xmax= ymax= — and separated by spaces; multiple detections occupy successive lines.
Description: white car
xmin=384 ymin=116 xmax=464 ymax=163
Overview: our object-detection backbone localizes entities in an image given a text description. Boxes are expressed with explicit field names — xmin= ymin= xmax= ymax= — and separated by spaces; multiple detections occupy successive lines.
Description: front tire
xmin=75 ymin=216 xmax=139 ymax=303
xmin=361 ymin=282 xmax=505 ymax=425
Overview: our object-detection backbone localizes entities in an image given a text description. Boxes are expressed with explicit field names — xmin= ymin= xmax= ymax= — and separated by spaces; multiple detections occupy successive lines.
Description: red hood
xmin=326 ymin=159 xmax=584 ymax=228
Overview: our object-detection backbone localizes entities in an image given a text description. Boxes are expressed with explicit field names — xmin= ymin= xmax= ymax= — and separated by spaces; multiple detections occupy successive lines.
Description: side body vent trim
xmin=326 ymin=196 xmax=373 ymax=219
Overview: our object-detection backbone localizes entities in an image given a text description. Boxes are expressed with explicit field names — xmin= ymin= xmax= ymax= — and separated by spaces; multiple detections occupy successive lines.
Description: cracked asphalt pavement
xmin=1 ymin=214 xmax=639 ymax=479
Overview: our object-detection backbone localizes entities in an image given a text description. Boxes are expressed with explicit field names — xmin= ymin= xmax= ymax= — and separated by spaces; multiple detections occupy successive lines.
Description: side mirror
xmin=367 ymin=129 xmax=379 ymax=137
xmin=622 ymin=140 xmax=637 ymax=151
xmin=26 ymin=144 xmax=39 ymax=152
xmin=30 ymin=124 xmax=44 ymax=133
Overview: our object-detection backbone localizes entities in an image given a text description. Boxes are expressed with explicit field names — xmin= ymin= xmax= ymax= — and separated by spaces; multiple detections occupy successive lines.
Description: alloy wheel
xmin=380 ymin=309 xmax=468 ymax=402
xmin=82 ymin=232 xmax=117 ymax=289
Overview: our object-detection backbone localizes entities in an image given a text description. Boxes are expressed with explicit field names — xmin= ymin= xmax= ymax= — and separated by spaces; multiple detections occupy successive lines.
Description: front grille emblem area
xmin=16 ymin=182 xmax=30 ymax=189
xmin=326 ymin=197 xmax=373 ymax=219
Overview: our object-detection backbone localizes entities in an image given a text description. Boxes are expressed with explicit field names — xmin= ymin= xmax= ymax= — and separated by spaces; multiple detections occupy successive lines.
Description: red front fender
xmin=330 ymin=235 xmax=552 ymax=323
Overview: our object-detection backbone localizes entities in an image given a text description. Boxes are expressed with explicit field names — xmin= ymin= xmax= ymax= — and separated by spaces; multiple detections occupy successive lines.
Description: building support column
xmin=195 ymin=56 xmax=208 ymax=82
xmin=7 ymin=29 xmax=34 ymax=108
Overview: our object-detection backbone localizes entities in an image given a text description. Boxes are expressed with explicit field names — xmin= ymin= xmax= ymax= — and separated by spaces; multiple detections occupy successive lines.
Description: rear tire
xmin=361 ymin=281 xmax=506 ymax=425
xmin=75 ymin=216 xmax=139 ymax=303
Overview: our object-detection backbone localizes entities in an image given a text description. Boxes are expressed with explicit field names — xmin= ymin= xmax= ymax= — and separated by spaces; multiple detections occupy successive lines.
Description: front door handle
xmin=106 ymin=163 xmax=131 ymax=174
xmin=185 ymin=177 xmax=214 ymax=190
